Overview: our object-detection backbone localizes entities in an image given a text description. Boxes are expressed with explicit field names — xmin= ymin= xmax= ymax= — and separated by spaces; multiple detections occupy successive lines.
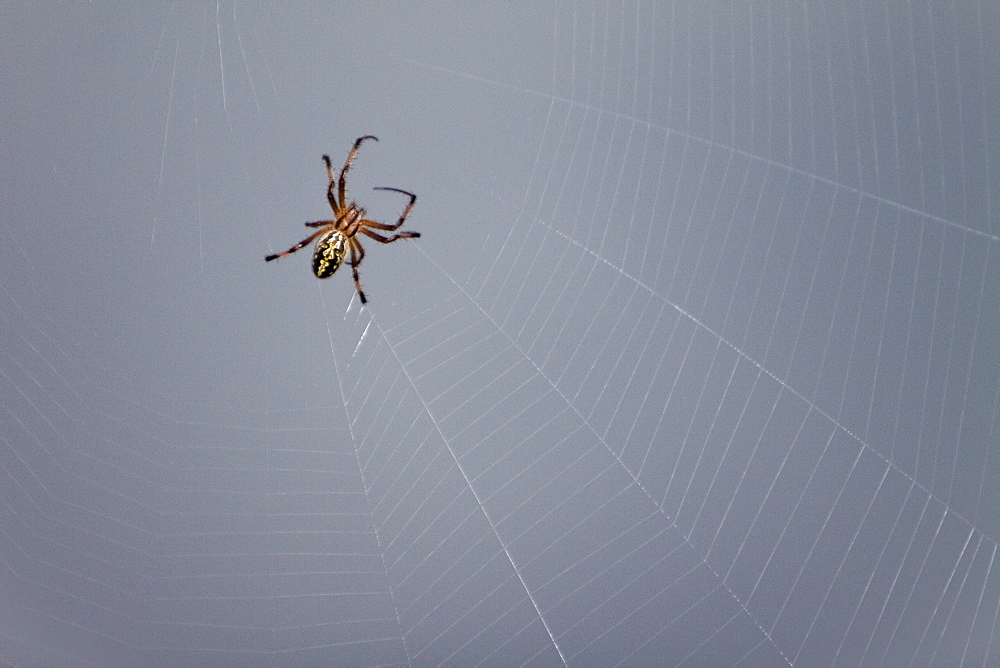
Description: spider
xmin=265 ymin=135 xmax=419 ymax=304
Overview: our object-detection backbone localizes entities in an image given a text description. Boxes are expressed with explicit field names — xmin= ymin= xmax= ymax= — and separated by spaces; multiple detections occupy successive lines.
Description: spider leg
xmin=348 ymin=238 xmax=367 ymax=304
xmin=304 ymin=219 xmax=334 ymax=228
xmin=359 ymin=227 xmax=421 ymax=244
xmin=322 ymin=155 xmax=339 ymax=213
xmin=368 ymin=187 xmax=416 ymax=230
xmin=339 ymin=135 xmax=378 ymax=212
xmin=265 ymin=228 xmax=327 ymax=262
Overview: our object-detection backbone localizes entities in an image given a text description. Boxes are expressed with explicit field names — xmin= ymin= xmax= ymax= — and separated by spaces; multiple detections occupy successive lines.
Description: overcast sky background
xmin=2 ymin=2 xmax=999 ymax=665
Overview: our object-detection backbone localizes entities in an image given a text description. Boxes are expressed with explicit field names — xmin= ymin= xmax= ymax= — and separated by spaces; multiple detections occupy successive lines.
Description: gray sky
xmin=2 ymin=2 xmax=999 ymax=665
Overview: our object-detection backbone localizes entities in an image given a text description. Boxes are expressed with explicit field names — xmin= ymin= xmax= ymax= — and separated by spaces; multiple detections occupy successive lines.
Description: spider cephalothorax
xmin=265 ymin=136 xmax=419 ymax=303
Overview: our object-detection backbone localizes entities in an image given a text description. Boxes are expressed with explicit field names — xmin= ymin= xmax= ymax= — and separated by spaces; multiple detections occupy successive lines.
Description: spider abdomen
xmin=312 ymin=229 xmax=348 ymax=278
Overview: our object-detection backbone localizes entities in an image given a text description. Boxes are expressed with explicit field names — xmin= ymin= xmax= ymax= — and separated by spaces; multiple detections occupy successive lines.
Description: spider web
xmin=2 ymin=2 xmax=999 ymax=665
